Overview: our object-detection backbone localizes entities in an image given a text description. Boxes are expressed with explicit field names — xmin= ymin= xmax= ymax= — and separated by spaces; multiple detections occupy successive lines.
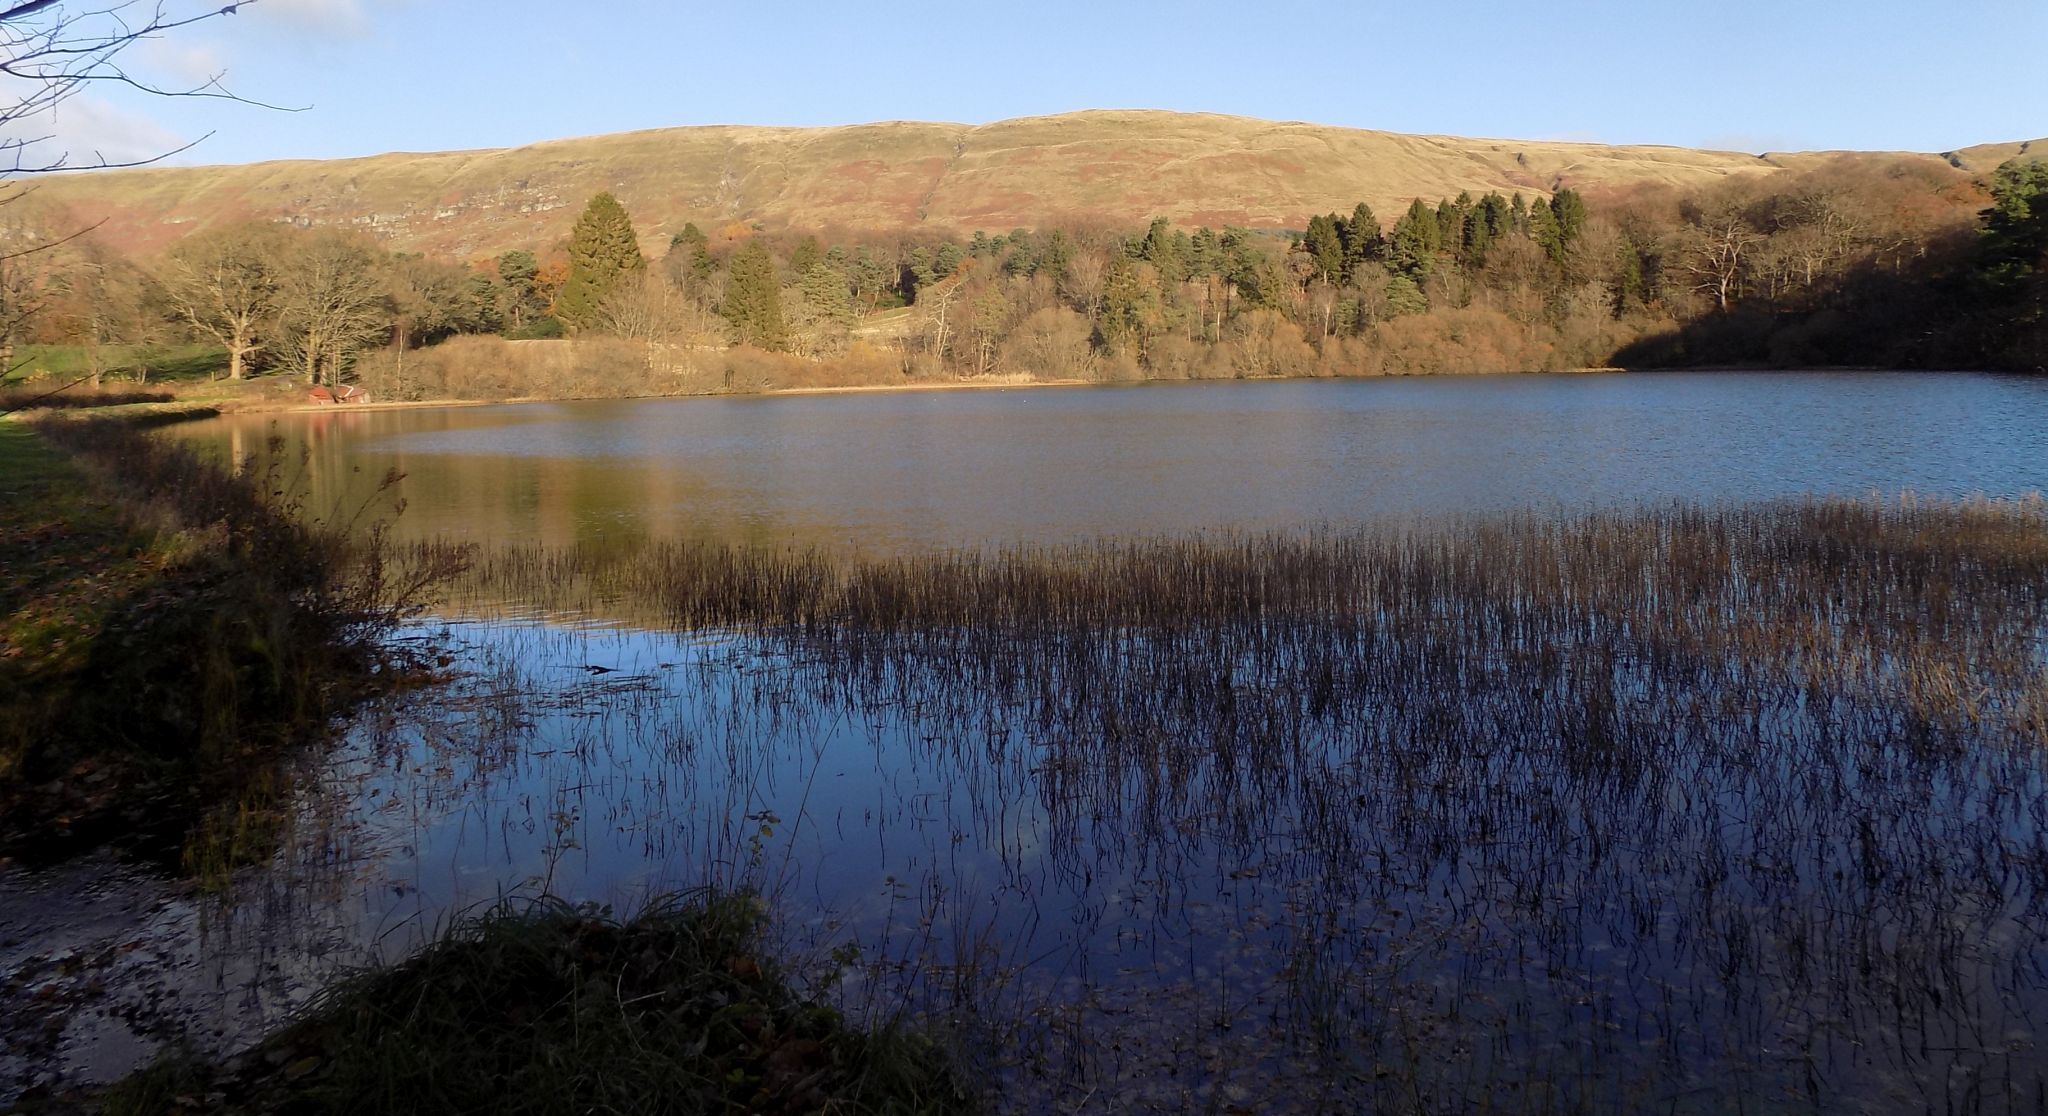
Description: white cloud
xmin=138 ymin=40 xmax=231 ymax=89
xmin=0 ymin=91 xmax=190 ymax=171
xmin=255 ymin=0 xmax=372 ymax=36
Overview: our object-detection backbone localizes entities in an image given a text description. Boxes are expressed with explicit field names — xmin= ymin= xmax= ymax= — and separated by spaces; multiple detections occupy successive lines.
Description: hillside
xmin=30 ymin=110 xmax=2038 ymax=258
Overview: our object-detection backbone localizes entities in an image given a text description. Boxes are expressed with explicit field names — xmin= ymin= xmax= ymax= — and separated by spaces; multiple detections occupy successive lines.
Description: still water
xmin=172 ymin=371 xmax=2048 ymax=551
xmin=46 ymin=372 xmax=2047 ymax=1110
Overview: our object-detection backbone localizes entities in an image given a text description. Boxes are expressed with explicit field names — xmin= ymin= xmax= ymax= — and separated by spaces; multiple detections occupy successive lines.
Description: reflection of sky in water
xmin=151 ymin=374 xmax=2048 ymax=1107
xmin=295 ymin=609 xmax=2048 ymax=1109
xmin=175 ymin=372 xmax=2048 ymax=553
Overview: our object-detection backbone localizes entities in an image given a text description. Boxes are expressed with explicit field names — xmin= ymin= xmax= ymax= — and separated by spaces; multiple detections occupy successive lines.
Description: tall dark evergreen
xmin=1303 ymin=214 xmax=1345 ymax=283
xmin=1390 ymin=199 xmax=1441 ymax=276
xmin=556 ymin=193 xmax=645 ymax=330
xmin=1528 ymin=197 xmax=1564 ymax=263
xmin=670 ymin=223 xmax=715 ymax=284
xmin=1137 ymin=217 xmax=1191 ymax=286
xmin=1549 ymin=188 xmax=1589 ymax=258
xmin=723 ymin=241 xmax=786 ymax=350
xmin=1385 ymin=273 xmax=1429 ymax=316
xmin=1436 ymin=195 xmax=1470 ymax=260
xmin=1978 ymin=160 xmax=2048 ymax=293
xmin=1340 ymin=203 xmax=1383 ymax=281
xmin=1478 ymin=193 xmax=1512 ymax=242
xmin=1189 ymin=227 xmax=1222 ymax=277
xmin=789 ymin=236 xmax=823 ymax=279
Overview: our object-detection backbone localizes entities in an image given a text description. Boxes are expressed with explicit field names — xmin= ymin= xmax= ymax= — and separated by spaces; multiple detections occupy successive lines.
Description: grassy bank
xmin=2 ymin=344 xmax=228 ymax=387
xmin=0 ymin=416 xmax=459 ymax=868
xmin=101 ymin=894 xmax=969 ymax=1116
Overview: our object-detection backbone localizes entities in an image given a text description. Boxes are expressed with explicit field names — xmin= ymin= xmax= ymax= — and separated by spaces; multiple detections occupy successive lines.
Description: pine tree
xmin=1550 ymin=188 xmax=1589 ymax=247
xmin=1341 ymin=202 xmax=1382 ymax=281
xmin=1464 ymin=210 xmax=1495 ymax=260
xmin=1479 ymin=193 xmax=1512 ymax=241
xmin=670 ymin=223 xmax=715 ymax=283
xmin=789 ymin=236 xmax=823 ymax=279
xmin=800 ymin=262 xmax=856 ymax=328
xmin=723 ymin=241 xmax=786 ymax=350
xmin=1138 ymin=218 xmax=1190 ymax=286
xmin=1979 ymin=159 xmax=2048 ymax=293
xmin=556 ymin=192 xmax=645 ymax=331
xmin=1189 ymin=227 xmax=1222 ymax=277
xmin=1529 ymin=198 xmax=1564 ymax=263
xmin=1435 ymin=199 xmax=1466 ymax=262
xmin=1303 ymin=214 xmax=1345 ymax=284
xmin=1385 ymin=274 xmax=1429 ymax=316
xmin=1390 ymin=200 xmax=1440 ymax=277
xmin=1099 ymin=254 xmax=1153 ymax=357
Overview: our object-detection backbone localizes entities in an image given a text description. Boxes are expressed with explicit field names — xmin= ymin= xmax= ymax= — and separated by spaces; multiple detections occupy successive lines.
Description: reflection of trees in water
xmin=307 ymin=502 xmax=2048 ymax=1111
xmin=178 ymin=411 xmax=844 ymax=555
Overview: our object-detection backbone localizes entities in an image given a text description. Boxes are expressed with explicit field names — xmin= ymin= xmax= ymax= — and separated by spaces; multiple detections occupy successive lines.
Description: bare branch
xmin=0 ymin=0 xmax=284 ymax=175
xmin=0 ymin=212 xmax=102 ymax=259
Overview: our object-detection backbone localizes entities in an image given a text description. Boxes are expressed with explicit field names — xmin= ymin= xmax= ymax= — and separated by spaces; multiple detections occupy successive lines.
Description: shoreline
xmin=27 ymin=362 xmax=2025 ymax=427
xmin=92 ymin=368 xmax=1590 ymax=423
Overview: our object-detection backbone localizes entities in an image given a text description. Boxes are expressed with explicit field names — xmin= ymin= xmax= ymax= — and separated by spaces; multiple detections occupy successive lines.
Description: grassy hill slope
xmin=32 ymin=110 xmax=2038 ymax=257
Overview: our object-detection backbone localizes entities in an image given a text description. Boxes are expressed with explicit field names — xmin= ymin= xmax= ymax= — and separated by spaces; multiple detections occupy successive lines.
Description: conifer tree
xmin=670 ymin=223 xmax=715 ymax=284
xmin=1390 ymin=200 xmax=1440 ymax=277
xmin=1138 ymin=218 xmax=1190 ymax=286
xmin=1464 ymin=210 xmax=1495 ymax=260
xmin=789 ymin=235 xmax=823 ymax=279
xmin=723 ymin=241 xmax=786 ymax=350
xmin=1341 ymin=202 xmax=1383 ymax=281
xmin=1550 ymin=188 xmax=1589 ymax=247
xmin=801 ymin=262 xmax=857 ymax=328
xmin=556 ymin=193 xmax=645 ymax=330
xmin=1435 ymin=199 xmax=1467 ymax=261
xmin=1303 ymin=214 xmax=1345 ymax=283
xmin=1478 ymin=193 xmax=1512 ymax=241
xmin=1099 ymin=254 xmax=1152 ymax=357
xmin=1189 ymin=227 xmax=1222 ymax=277
xmin=1385 ymin=273 xmax=1429 ymax=316
xmin=1529 ymin=197 xmax=1564 ymax=263
xmin=1979 ymin=159 xmax=2048 ymax=293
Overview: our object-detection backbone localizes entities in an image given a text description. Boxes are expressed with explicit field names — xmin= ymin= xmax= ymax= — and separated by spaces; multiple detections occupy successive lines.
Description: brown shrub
xmin=354 ymin=337 xmax=707 ymax=401
xmin=1365 ymin=307 xmax=1562 ymax=374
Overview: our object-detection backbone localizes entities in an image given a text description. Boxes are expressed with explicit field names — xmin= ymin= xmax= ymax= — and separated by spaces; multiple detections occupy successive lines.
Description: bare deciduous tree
xmin=1680 ymin=204 xmax=1762 ymax=312
xmin=161 ymin=221 xmax=282 ymax=380
xmin=913 ymin=262 xmax=971 ymax=361
xmin=275 ymin=232 xmax=387 ymax=387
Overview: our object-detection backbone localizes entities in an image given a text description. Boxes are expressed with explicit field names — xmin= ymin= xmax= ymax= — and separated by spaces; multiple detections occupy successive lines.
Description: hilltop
xmin=32 ymin=111 xmax=2038 ymax=258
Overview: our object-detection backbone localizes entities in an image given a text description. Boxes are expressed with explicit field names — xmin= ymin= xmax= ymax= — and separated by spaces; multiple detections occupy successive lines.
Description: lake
xmin=27 ymin=370 xmax=2048 ymax=1111
xmin=172 ymin=371 xmax=2048 ymax=552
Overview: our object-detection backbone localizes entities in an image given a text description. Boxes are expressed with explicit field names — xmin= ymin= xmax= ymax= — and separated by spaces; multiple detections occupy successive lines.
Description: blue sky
xmin=24 ymin=0 xmax=2048 ymax=168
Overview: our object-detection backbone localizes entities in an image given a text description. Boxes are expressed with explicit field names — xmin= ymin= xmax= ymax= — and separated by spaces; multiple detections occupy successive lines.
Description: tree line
xmin=3 ymin=152 xmax=2042 ymax=398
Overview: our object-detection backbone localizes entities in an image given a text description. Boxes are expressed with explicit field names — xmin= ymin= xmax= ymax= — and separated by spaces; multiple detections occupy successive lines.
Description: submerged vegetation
xmin=101 ymin=893 xmax=969 ymax=1116
xmin=405 ymin=498 xmax=2048 ymax=1109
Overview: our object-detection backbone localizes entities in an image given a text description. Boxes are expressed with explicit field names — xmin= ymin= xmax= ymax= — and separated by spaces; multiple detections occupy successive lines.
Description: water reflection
xmin=73 ymin=380 xmax=2048 ymax=1110
xmin=172 ymin=373 xmax=2048 ymax=553
xmin=288 ymin=502 xmax=2048 ymax=1112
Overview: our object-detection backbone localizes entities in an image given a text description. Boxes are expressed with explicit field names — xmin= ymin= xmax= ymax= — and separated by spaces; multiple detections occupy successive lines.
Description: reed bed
xmin=398 ymin=497 xmax=2048 ymax=1111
